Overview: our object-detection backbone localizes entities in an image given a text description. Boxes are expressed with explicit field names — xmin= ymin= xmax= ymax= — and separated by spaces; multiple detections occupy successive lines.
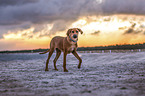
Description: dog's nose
xmin=73 ymin=34 xmax=77 ymax=38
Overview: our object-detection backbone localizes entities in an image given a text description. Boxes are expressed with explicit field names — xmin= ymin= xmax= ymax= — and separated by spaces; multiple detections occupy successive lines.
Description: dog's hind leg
xmin=45 ymin=48 xmax=54 ymax=71
xmin=53 ymin=48 xmax=61 ymax=71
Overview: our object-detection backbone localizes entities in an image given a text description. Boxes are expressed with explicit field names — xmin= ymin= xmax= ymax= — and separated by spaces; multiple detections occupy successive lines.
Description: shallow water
xmin=0 ymin=52 xmax=145 ymax=96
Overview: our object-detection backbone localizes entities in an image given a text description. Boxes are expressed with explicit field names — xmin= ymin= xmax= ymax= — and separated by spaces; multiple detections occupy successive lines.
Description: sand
xmin=0 ymin=52 xmax=145 ymax=96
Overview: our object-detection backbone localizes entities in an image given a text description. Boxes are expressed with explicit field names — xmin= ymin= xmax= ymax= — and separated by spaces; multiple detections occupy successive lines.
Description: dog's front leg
xmin=63 ymin=51 xmax=68 ymax=72
xmin=72 ymin=51 xmax=82 ymax=69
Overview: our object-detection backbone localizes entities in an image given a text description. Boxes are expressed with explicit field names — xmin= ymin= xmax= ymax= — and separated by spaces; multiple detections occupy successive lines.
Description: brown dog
xmin=40 ymin=28 xmax=83 ymax=72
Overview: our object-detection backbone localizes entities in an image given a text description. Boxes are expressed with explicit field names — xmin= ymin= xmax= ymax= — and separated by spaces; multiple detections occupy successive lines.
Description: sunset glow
xmin=1 ymin=15 xmax=145 ymax=50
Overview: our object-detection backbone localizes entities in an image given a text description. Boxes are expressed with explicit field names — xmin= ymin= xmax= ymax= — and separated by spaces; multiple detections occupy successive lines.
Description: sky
xmin=0 ymin=0 xmax=145 ymax=51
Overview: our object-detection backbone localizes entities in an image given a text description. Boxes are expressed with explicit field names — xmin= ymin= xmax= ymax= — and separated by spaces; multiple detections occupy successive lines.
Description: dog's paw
xmin=54 ymin=68 xmax=58 ymax=71
xmin=78 ymin=66 xmax=81 ymax=69
xmin=64 ymin=69 xmax=68 ymax=72
xmin=45 ymin=69 xmax=49 ymax=71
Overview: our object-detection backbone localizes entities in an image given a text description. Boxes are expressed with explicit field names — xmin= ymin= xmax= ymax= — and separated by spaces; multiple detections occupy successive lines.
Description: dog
xmin=39 ymin=28 xmax=83 ymax=72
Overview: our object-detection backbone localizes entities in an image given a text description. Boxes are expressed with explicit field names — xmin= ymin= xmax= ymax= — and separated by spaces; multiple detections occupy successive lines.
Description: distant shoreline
xmin=0 ymin=43 xmax=145 ymax=53
xmin=0 ymin=49 xmax=145 ymax=54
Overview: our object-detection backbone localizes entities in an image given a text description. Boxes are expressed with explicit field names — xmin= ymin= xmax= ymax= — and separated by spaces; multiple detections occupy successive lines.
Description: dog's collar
xmin=69 ymin=36 xmax=78 ymax=42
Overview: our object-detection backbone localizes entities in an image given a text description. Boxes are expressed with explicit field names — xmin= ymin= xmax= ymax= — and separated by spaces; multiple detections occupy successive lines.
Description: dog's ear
xmin=77 ymin=28 xmax=83 ymax=34
xmin=67 ymin=29 xmax=72 ymax=36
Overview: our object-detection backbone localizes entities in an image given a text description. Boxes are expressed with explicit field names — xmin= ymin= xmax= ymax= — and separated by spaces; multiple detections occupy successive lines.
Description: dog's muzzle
xmin=73 ymin=34 xmax=77 ymax=38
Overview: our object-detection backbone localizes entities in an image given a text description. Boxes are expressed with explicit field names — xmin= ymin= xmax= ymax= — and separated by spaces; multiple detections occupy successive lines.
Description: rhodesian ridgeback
xmin=40 ymin=28 xmax=83 ymax=72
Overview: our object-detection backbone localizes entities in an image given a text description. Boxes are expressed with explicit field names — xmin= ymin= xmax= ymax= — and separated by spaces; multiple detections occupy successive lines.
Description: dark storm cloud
xmin=1 ymin=0 xmax=145 ymax=26
xmin=0 ymin=0 xmax=38 ymax=6
xmin=0 ymin=0 xmax=100 ymax=26
xmin=1 ymin=0 xmax=145 ymax=38
xmin=102 ymin=0 xmax=145 ymax=15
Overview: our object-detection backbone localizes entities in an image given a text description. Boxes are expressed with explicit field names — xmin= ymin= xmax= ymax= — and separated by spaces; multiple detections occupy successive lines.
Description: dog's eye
xmin=76 ymin=31 xmax=78 ymax=33
xmin=72 ymin=31 xmax=74 ymax=33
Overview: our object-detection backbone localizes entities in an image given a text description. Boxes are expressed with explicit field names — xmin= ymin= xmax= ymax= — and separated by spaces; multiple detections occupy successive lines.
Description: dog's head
xmin=67 ymin=28 xmax=83 ymax=42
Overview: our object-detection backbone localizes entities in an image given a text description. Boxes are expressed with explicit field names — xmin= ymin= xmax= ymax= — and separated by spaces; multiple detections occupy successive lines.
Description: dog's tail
xmin=39 ymin=49 xmax=50 ymax=54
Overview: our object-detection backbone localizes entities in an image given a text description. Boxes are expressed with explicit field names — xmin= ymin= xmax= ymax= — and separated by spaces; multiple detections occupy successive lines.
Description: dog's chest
xmin=68 ymin=45 xmax=76 ymax=52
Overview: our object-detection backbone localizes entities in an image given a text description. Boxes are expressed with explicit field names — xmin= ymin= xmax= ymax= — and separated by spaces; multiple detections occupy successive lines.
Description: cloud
xmin=0 ymin=0 xmax=101 ymax=38
xmin=118 ymin=26 xmax=127 ymax=30
xmin=1 ymin=0 xmax=145 ymax=39
xmin=124 ymin=28 xmax=134 ymax=34
xmin=0 ymin=0 xmax=101 ymax=26
xmin=91 ymin=30 xmax=101 ymax=35
xmin=124 ymin=23 xmax=143 ymax=34
xmin=124 ymin=23 xmax=136 ymax=34
xmin=49 ymin=20 xmax=73 ymax=34
xmin=1 ymin=0 xmax=145 ymax=25
xmin=102 ymin=0 xmax=145 ymax=15
xmin=0 ymin=0 xmax=38 ymax=6
xmin=140 ymin=24 xmax=145 ymax=28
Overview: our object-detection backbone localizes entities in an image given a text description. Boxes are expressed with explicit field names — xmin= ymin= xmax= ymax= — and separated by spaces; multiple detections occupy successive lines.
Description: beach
xmin=0 ymin=52 xmax=145 ymax=96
